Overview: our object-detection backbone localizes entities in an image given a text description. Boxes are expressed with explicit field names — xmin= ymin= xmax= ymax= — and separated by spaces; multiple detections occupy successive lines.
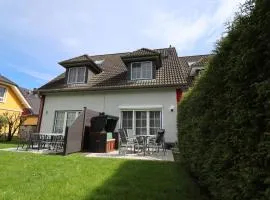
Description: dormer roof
xmin=59 ymin=54 xmax=102 ymax=74
xmin=121 ymin=48 xmax=162 ymax=68
xmin=121 ymin=48 xmax=160 ymax=58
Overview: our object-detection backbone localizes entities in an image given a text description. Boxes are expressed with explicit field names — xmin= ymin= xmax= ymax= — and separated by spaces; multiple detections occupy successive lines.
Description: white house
xmin=37 ymin=47 xmax=210 ymax=143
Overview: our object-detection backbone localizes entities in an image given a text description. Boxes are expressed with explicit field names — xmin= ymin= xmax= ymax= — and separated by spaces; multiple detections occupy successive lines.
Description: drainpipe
xmin=37 ymin=95 xmax=45 ymax=132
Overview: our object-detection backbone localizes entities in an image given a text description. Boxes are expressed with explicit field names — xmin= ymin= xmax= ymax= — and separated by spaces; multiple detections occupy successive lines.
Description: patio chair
xmin=51 ymin=135 xmax=64 ymax=152
xmin=147 ymin=129 xmax=166 ymax=155
xmin=39 ymin=134 xmax=53 ymax=150
xmin=28 ymin=133 xmax=42 ymax=150
xmin=118 ymin=129 xmax=141 ymax=155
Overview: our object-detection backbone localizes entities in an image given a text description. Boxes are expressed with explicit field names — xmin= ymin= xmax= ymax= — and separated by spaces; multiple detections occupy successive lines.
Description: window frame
xmin=52 ymin=110 xmax=81 ymax=133
xmin=0 ymin=86 xmax=7 ymax=103
xmin=67 ymin=67 xmax=86 ymax=84
xmin=120 ymin=109 xmax=162 ymax=135
xmin=130 ymin=61 xmax=153 ymax=80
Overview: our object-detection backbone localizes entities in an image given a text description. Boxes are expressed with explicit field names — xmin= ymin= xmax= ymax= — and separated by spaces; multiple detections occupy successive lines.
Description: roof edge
xmin=37 ymin=83 xmax=187 ymax=94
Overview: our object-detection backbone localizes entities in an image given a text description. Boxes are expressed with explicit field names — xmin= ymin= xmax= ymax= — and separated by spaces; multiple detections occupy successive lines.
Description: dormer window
xmin=188 ymin=61 xmax=196 ymax=66
xmin=67 ymin=67 xmax=86 ymax=84
xmin=131 ymin=61 xmax=152 ymax=80
xmin=94 ymin=59 xmax=104 ymax=65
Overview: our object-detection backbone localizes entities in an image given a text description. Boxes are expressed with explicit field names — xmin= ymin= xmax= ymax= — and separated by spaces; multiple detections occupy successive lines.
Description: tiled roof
xmin=0 ymin=74 xmax=17 ymax=86
xmin=179 ymin=54 xmax=213 ymax=85
xmin=20 ymin=88 xmax=40 ymax=115
xmin=191 ymin=56 xmax=212 ymax=67
xmin=38 ymin=47 xmax=188 ymax=92
xmin=58 ymin=54 xmax=91 ymax=65
xmin=121 ymin=48 xmax=160 ymax=58
xmin=180 ymin=54 xmax=213 ymax=64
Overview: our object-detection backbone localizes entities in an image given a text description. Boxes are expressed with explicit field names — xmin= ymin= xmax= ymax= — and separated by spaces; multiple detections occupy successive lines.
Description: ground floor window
xmin=53 ymin=110 xmax=81 ymax=133
xmin=121 ymin=110 xmax=162 ymax=135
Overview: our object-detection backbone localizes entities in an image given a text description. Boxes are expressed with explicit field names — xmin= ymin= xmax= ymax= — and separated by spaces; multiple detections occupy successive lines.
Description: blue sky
xmin=0 ymin=0 xmax=245 ymax=89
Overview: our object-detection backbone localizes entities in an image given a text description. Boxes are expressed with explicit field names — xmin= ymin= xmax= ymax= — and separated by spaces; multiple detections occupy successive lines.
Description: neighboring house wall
xmin=0 ymin=83 xmax=24 ymax=135
xmin=40 ymin=88 xmax=179 ymax=143
xmin=24 ymin=115 xmax=38 ymax=126
xmin=0 ymin=84 xmax=24 ymax=114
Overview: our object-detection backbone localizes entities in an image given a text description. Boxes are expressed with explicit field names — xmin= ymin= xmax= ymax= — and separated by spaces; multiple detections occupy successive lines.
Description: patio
xmin=85 ymin=149 xmax=174 ymax=161
xmin=0 ymin=147 xmax=174 ymax=161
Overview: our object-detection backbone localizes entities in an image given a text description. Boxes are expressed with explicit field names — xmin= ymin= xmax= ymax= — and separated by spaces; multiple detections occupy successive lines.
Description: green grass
xmin=0 ymin=141 xmax=17 ymax=149
xmin=0 ymin=151 xmax=205 ymax=200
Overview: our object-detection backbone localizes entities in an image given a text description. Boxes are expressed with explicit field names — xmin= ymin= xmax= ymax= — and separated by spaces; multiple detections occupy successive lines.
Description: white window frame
xmin=131 ymin=61 xmax=153 ymax=80
xmin=67 ymin=67 xmax=86 ymax=84
xmin=120 ymin=109 xmax=163 ymax=135
xmin=52 ymin=110 xmax=81 ymax=133
xmin=0 ymin=86 xmax=7 ymax=103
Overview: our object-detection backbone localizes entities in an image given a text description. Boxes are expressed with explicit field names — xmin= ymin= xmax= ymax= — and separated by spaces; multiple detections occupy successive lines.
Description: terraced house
xmin=37 ymin=47 xmax=211 ymax=143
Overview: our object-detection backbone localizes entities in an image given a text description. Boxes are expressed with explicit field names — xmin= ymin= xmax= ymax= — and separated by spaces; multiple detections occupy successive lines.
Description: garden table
xmin=136 ymin=135 xmax=156 ymax=156
xmin=28 ymin=133 xmax=64 ymax=151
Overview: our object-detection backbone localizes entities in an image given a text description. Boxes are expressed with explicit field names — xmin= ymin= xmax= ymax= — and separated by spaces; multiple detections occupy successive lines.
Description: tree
xmin=178 ymin=0 xmax=270 ymax=199
xmin=0 ymin=112 xmax=27 ymax=141
xmin=0 ymin=115 xmax=8 ymax=135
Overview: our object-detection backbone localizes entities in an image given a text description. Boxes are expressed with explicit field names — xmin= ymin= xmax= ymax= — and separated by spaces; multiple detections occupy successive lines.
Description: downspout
xmin=37 ymin=95 xmax=45 ymax=132
xmin=80 ymin=107 xmax=87 ymax=150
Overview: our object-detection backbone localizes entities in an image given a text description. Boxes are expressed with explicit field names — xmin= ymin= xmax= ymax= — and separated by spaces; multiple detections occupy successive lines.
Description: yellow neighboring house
xmin=0 ymin=75 xmax=40 ymax=135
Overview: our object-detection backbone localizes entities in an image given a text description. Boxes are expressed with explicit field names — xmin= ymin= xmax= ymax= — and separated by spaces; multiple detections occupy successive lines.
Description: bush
xmin=178 ymin=1 xmax=270 ymax=199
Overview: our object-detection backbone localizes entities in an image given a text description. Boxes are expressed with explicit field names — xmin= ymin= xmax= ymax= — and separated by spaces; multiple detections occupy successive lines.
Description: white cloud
xmin=20 ymin=69 xmax=55 ymax=81
xmin=5 ymin=62 xmax=56 ymax=81
xmin=142 ymin=0 xmax=246 ymax=52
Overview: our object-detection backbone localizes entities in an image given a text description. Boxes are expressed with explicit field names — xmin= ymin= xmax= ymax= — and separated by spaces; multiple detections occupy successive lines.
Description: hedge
xmin=177 ymin=1 xmax=270 ymax=199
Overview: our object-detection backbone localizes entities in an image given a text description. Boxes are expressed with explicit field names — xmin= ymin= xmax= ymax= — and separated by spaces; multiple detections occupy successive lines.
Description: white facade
xmin=40 ymin=88 xmax=178 ymax=143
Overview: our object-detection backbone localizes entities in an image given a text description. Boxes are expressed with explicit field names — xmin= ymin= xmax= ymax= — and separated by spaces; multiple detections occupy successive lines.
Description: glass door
xmin=135 ymin=111 xmax=147 ymax=135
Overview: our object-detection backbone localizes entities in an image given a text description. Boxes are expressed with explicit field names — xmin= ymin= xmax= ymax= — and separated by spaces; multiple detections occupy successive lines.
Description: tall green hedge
xmin=178 ymin=1 xmax=270 ymax=199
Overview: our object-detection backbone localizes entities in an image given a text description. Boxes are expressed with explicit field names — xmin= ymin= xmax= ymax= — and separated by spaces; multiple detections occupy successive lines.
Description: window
xmin=131 ymin=61 xmax=152 ymax=80
xmin=121 ymin=110 xmax=161 ymax=135
xmin=94 ymin=59 xmax=104 ymax=65
xmin=188 ymin=61 xmax=196 ymax=67
xmin=0 ymin=87 xmax=6 ymax=102
xmin=150 ymin=111 xmax=161 ymax=135
xmin=67 ymin=67 xmax=86 ymax=84
xmin=122 ymin=111 xmax=133 ymax=129
xmin=53 ymin=110 xmax=81 ymax=133
xmin=136 ymin=111 xmax=147 ymax=135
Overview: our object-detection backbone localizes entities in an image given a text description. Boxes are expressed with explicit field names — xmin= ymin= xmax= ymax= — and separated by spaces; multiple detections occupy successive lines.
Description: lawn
xmin=0 ymin=150 xmax=205 ymax=200
xmin=0 ymin=141 xmax=17 ymax=149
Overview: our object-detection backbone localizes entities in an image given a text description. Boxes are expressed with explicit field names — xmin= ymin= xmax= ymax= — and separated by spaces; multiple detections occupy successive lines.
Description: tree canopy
xmin=178 ymin=0 xmax=270 ymax=199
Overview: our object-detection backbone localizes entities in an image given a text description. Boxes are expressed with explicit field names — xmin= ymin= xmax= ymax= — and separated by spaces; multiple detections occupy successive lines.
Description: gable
xmin=0 ymin=83 xmax=28 ymax=112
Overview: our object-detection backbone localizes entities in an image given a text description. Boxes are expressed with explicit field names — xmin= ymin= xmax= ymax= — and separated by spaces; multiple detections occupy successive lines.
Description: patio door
xmin=135 ymin=111 xmax=147 ymax=135
xmin=53 ymin=110 xmax=81 ymax=133
xmin=121 ymin=110 xmax=162 ymax=135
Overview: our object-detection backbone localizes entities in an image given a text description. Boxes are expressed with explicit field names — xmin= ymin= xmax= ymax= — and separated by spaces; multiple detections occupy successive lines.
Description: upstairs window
xmin=67 ymin=67 xmax=86 ymax=84
xmin=0 ymin=87 xmax=6 ymax=102
xmin=131 ymin=61 xmax=152 ymax=80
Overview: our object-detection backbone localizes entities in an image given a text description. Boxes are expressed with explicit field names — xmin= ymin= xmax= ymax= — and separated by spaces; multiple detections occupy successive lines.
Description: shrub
xmin=178 ymin=1 xmax=270 ymax=199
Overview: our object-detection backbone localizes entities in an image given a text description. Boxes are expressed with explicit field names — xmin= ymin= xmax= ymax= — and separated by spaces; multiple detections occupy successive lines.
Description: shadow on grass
xmin=84 ymin=160 xmax=206 ymax=200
